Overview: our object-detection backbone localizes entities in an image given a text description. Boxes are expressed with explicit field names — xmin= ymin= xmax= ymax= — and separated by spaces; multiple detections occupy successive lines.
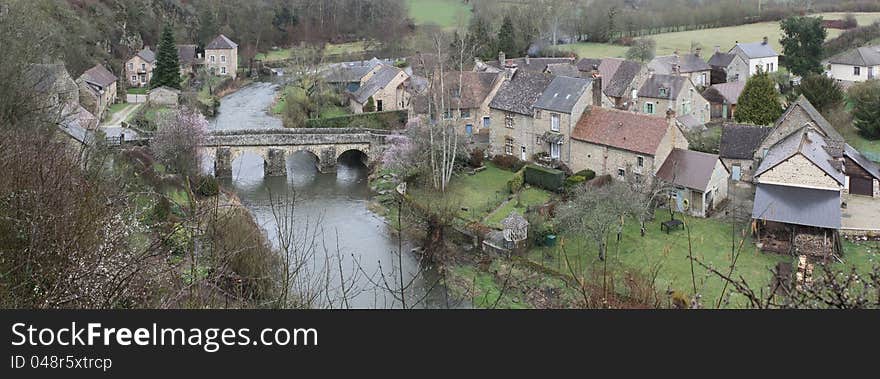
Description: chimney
xmin=694 ymin=47 xmax=702 ymax=58
xmin=592 ymin=67 xmax=603 ymax=106
xmin=647 ymin=67 xmax=655 ymax=76
xmin=671 ymin=64 xmax=680 ymax=75
xmin=762 ymin=36 xmax=768 ymax=45
xmin=673 ymin=49 xmax=679 ymax=57
xmin=525 ymin=55 xmax=530 ymax=65
xmin=499 ymin=51 xmax=506 ymax=65
xmin=714 ymin=45 xmax=721 ymax=54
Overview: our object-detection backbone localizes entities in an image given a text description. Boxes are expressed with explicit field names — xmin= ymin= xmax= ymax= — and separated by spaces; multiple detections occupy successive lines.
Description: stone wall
xmin=756 ymin=154 xmax=841 ymax=190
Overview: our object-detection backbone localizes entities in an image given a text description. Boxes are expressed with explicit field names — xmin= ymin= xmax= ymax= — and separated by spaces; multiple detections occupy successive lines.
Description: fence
xmin=126 ymin=94 xmax=147 ymax=104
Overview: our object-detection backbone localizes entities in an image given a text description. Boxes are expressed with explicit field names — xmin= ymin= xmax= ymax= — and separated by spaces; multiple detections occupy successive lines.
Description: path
xmin=99 ymin=103 xmax=143 ymax=141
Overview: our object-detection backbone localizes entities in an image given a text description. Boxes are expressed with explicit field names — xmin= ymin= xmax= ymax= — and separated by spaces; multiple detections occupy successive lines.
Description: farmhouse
xmin=125 ymin=47 xmax=156 ymax=87
xmin=826 ymin=44 xmax=880 ymax=82
xmin=730 ymin=37 xmax=779 ymax=77
xmin=707 ymin=46 xmax=749 ymax=83
xmin=348 ymin=64 xmax=410 ymax=114
xmin=76 ymin=64 xmax=118 ymax=120
xmin=177 ymin=44 xmax=201 ymax=77
xmin=569 ymin=108 xmax=688 ymax=181
xmin=577 ymin=57 xmax=648 ymax=110
xmin=702 ymin=81 xmax=745 ymax=121
xmin=648 ymin=50 xmax=712 ymax=87
xmin=205 ymin=34 xmax=238 ymax=78
xmin=635 ymin=74 xmax=710 ymax=123
xmin=655 ymin=148 xmax=730 ymax=218
xmin=753 ymin=96 xmax=843 ymax=162
xmin=437 ymin=71 xmax=505 ymax=137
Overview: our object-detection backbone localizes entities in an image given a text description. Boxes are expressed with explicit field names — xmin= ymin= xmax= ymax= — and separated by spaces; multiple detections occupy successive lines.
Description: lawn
xmin=255 ymin=48 xmax=292 ymax=62
xmin=484 ymin=187 xmax=552 ymax=229
xmin=106 ymin=103 xmax=130 ymax=117
xmin=560 ymin=12 xmax=880 ymax=59
xmin=127 ymin=87 xmax=148 ymax=95
xmin=256 ymin=41 xmax=373 ymax=62
xmin=839 ymin=240 xmax=880 ymax=275
xmin=409 ymin=162 xmax=515 ymax=223
xmin=841 ymin=126 xmax=880 ymax=163
xmin=527 ymin=215 xmax=792 ymax=308
xmin=406 ymin=0 xmax=471 ymax=29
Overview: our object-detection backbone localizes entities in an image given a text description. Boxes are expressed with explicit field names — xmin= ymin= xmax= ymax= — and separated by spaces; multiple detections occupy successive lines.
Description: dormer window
xmin=659 ymin=88 xmax=668 ymax=97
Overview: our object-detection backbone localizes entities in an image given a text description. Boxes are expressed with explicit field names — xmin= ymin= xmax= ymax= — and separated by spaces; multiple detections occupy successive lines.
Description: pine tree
xmin=150 ymin=25 xmax=181 ymax=90
xmin=497 ymin=15 xmax=516 ymax=58
xmin=734 ymin=70 xmax=783 ymax=126
xmin=852 ymin=82 xmax=880 ymax=139
xmin=795 ymin=74 xmax=844 ymax=115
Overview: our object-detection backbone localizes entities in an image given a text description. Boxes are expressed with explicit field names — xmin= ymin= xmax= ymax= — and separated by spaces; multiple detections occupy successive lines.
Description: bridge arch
xmin=337 ymin=148 xmax=370 ymax=168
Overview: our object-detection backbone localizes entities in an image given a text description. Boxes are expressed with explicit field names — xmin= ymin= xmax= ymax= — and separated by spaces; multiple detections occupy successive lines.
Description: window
xmin=637 ymin=156 xmax=644 ymax=168
xmin=504 ymin=137 xmax=514 ymax=155
xmin=128 ymin=63 xmax=133 ymax=70
xmin=769 ymin=63 xmax=774 ymax=71
xmin=550 ymin=113 xmax=560 ymax=132
xmin=644 ymin=102 xmax=655 ymax=114
xmin=460 ymin=109 xmax=471 ymax=119
xmin=617 ymin=168 xmax=626 ymax=178
xmin=131 ymin=75 xmax=137 ymax=82
xmin=682 ymin=101 xmax=691 ymax=115
xmin=854 ymin=66 xmax=861 ymax=76
xmin=505 ymin=114 xmax=515 ymax=128
xmin=221 ymin=66 xmax=227 ymax=75
xmin=536 ymin=135 xmax=543 ymax=144
xmin=700 ymin=73 xmax=707 ymax=86
xmin=535 ymin=110 xmax=542 ymax=119
xmin=483 ymin=117 xmax=490 ymax=128
xmin=221 ymin=55 xmax=227 ymax=63
xmin=658 ymin=88 xmax=667 ymax=97
xmin=377 ymin=100 xmax=383 ymax=112
xmin=443 ymin=109 xmax=452 ymax=119
xmin=550 ymin=143 xmax=560 ymax=159
xmin=210 ymin=55 xmax=216 ymax=63
xmin=141 ymin=63 xmax=146 ymax=71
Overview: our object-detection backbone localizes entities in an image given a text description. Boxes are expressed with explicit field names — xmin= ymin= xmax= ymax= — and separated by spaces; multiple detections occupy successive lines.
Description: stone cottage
xmin=348 ymin=64 xmax=410 ymax=114
xmin=719 ymin=123 xmax=773 ymax=182
xmin=126 ymin=47 xmax=156 ymax=87
xmin=702 ymin=81 xmax=745 ymax=121
xmin=177 ymin=44 xmax=201 ymax=77
xmin=730 ymin=37 xmax=779 ymax=78
xmin=77 ymin=64 xmax=118 ymax=120
xmin=634 ymin=74 xmax=710 ymax=123
xmin=707 ymin=46 xmax=749 ymax=83
xmin=437 ymin=71 xmax=505 ymax=137
xmin=576 ymin=57 xmax=649 ymax=111
xmin=648 ymin=50 xmax=712 ymax=87
xmin=655 ymin=148 xmax=730 ymax=217
xmin=205 ymin=35 xmax=238 ymax=78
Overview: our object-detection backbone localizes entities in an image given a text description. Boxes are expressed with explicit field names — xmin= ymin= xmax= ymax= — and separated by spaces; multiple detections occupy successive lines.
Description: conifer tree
xmin=734 ymin=70 xmax=782 ymax=126
xmin=150 ymin=25 xmax=181 ymax=89
xmin=497 ymin=15 xmax=516 ymax=58
xmin=851 ymin=81 xmax=880 ymax=140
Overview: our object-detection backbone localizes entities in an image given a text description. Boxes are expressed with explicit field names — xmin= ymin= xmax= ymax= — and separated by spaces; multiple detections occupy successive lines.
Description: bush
xmin=469 ymin=148 xmax=484 ymax=168
xmin=305 ymin=110 xmax=406 ymax=130
xmin=524 ymin=165 xmax=565 ymax=191
xmin=564 ymin=175 xmax=587 ymax=189
xmin=491 ymin=155 xmax=526 ymax=172
xmin=573 ymin=169 xmax=596 ymax=181
xmin=508 ymin=170 xmax=524 ymax=194
xmin=195 ymin=175 xmax=220 ymax=197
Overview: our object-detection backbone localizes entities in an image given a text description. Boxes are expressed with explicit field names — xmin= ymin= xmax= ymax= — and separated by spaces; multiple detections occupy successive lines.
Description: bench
xmin=661 ymin=219 xmax=684 ymax=234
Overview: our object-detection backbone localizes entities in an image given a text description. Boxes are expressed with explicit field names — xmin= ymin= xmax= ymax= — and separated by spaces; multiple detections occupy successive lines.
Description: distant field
xmin=561 ymin=12 xmax=880 ymax=59
xmin=256 ymin=41 xmax=372 ymax=62
xmin=406 ymin=0 xmax=471 ymax=29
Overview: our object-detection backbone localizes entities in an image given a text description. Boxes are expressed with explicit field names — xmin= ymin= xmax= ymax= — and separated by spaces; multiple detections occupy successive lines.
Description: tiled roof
xmin=638 ymin=74 xmax=687 ymax=99
xmin=350 ymin=64 xmax=403 ymax=104
xmin=206 ymin=34 xmax=238 ymax=50
xmin=544 ymin=62 xmax=581 ymax=78
xmin=79 ymin=64 xmax=117 ymax=87
xmin=487 ymin=57 xmax=576 ymax=73
xmin=774 ymin=95 xmax=844 ymax=142
xmin=533 ymin=75 xmax=592 ymax=113
xmin=707 ymin=52 xmax=738 ymax=67
xmin=136 ymin=47 xmax=156 ymax=63
xmin=444 ymin=71 xmax=501 ymax=109
xmin=489 ymin=71 xmax=553 ymax=115
xmin=844 ymin=144 xmax=880 ymax=180
xmin=733 ymin=41 xmax=778 ymax=59
xmin=828 ymin=45 xmax=880 ymax=67
xmin=656 ymin=148 xmax=725 ymax=191
xmin=571 ymin=108 xmax=670 ymax=155
xmin=649 ymin=53 xmax=711 ymax=74
xmin=177 ymin=44 xmax=198 ymax=65
xmin=604 ymin=59 xmax=642 ymax=98
xmin=719 ymin=123 xmax=773 ymax=159
xmin=702 ymin=81 xmax=746 ymax=104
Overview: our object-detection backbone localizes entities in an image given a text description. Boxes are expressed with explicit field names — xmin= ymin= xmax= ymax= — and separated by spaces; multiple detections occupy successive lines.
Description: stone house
xmin=569 ymin=108 xmax=689 ymax=181
xmin=634 ymin=74 xmax=711 ymax=123
xmin=148 ymin=86 xmax=180 ymax=106
xmin=126 ymin=47 xmax=156 ymax=87
xmin=754 ymin=96 xmax=844 ymax=163
xmin=348 ymin=64 xmax=410 ymax=114
xmin=576 ymin=58 xmax=649 ymax=111
xmin=476 ymin=52 xmax=576 ymax=74
xmin=707 ymin=46 xmax=749 ymax=83
xmin=77 ymin=64 xmax=118 ymax=120
xmin=648 ymin=50 xmax=712 ymax=87
xmin=730 ymin=37 xmax=779 ymax=77
xmin=702 ymin=81 xmax=745 ymax=120
xmin=324 ymin=58 xmax=389 ymax=93
xmin=177 ymin=44 xmax=202 ymax=77
xmin=437 ymin=71 xmax=505 ymax=137
xmin=205 ymin=34 xmax=238 ymax=78
xmin=655 ymin=148 xmax=730 ymax=217
xmin=719 ymin=123 xmax=773 ymax=182
xmin=826 ymin=44 xmax=880 ymax=82
xmin=530 ymin=75 xmax=595 ymax=163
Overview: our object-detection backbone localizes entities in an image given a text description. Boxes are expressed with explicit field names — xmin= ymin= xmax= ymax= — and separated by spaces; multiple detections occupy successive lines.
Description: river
xmin=206 ymin=81 xmax=451 ymax=309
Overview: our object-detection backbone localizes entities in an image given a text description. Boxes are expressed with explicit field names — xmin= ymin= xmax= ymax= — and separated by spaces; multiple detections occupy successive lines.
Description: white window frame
xmin=221 ymin=55 xmax=227 ymax=63
xmin=645 ymin=102 xmax=655 ymax=115
xmin=210 ymin=55 xmax=216 ymax=63
xmin=221 ymin=66 xmax=227 ymax=75
xmin=550 ymin=113 xmax=560 ymax=132
xmin=128 ymin=63 xmax=134 ymax=70
xmin=504 ymin=138 xmax=514 ymax=155
xmin=505 ymin=114 xmax=515 ymax=129
xmin=141 ymin=63 xmax=146 ymax=71
xmin=550 ymin=142 xmax=560 ymax=160
xmin=854 ymin=66 xmax=861 ymax=76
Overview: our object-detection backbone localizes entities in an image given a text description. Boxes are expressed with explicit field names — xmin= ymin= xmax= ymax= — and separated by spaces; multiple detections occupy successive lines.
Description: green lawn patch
xmin=484 ymin=187 xmax=551 ymax=229
xmin=255 ymin=48 xmax=293 ymax=62
xmin=127 ymin=87 xmax=148 ymax=95
xmin=325 ymin=41 xmax=371 ymax=56
xmin=409 ymin=163 xmax=516 ymax=223
xmin=406 ymin=0 xmax=471 ymax=29
xmin=841 ymin=126 xmax=880 ymax=163
xmin=839 ymin=240 xmax=880 ymax=275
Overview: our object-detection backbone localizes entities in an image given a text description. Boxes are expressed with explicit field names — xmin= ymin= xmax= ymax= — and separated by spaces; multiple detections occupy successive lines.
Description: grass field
xmin=561 ymin=12 xmax=880 ymax=59
xmin=484 ymin=187 xmax=552 ymax=229
xmin=406 ymin=0 xmax=471 ymax=29
xmin=256 ymin=41 xmax=373 ymax=62
xmin=409 ymin=163 xmax=515 ymax=223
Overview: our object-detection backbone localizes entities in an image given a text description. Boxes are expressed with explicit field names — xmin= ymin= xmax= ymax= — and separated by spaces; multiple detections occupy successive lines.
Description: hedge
xmin=523 ymin=165 xmax=565 ymax=191
xmin=305 ymin=110 xmax=406 ymax=130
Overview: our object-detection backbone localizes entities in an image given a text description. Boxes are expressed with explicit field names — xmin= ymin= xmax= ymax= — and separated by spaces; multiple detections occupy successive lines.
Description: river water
xmin=206 ymin=81 xmax=450 ymax=308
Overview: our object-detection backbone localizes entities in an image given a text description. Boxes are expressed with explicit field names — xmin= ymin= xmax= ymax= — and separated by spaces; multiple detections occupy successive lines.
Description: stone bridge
xmin=202 ymin=128 xmax=394 ymax=177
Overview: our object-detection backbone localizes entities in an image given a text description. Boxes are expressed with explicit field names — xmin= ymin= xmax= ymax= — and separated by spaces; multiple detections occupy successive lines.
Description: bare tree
xmin=557 ymin=181 xmax=635 ymax=261
xmin=151 ymin=108 xmax=208 ymax=178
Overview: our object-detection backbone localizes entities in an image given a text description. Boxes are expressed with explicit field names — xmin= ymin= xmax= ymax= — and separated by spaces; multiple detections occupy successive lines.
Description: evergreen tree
xmin=780 ymin=16 xmax=827 ymax=77
xmin=734 ymin=70 xmax=783 ymax=126
xmin=851 ymin=81 xmax=880 ymax=140
xmin=150 ymin=25 xmax=181 ymax=90
xmin=497 ymin=15 xmax=516 ymax=58
xmin=795 ymin=74 xmax=844 ymax=115
xmin=467 ymin=15 xmax=495 ymax=60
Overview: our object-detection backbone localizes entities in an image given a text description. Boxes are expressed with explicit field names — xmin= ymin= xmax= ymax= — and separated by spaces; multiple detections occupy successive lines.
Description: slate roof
xmin=79 ymin=64 xmax=117 ymax=88
xmin=604 ymin=59 xmax=642 ymax=98
xmin=754 ymin=128 xmax=845 ymax=185
xmin=702 ymin=81 xmax=746 ymax=104
xmin=136 ymin=47 xmax=156 ymax=63
xmin=489 ymin=71 xmax=554 ymax=115
xmin=708 ymin=52 xmax=738 ymax=67
xmin=533 ymin=75 xmax=592 ymax=113
xmin=775 ymin=95 xmax=844 ymax=142
xmin=576 ymin=58 xmax=603 ymax=72
xmin=656 ymin=148 xmax=725 ymax=192
xmin=752 ymin=183 xmax=841 ymax=229
xmin=544 ymin=62 xmax=581 ymax=78
xmin=487 ymin=57 xmax=576 ymax=73
xmin=206 ymin=34 xmax=238 ymax=50
xmin=350 ymin=64 xmax=403 ymax=104
xmin=324 ymin=58 xmax=389 ymax=83
xmin=648 ymin=53 xmax=711 ymax=74
xmin=828 ymin=45 xmax=880 ymax=67
xmin=444 ymin=71 xmax=501 ymax=109
xmin=177 ymin=44 xmax=198 ymax=65
xmin=638 ymin=74 xmax=687 ymax=99
xmin=571 ymin=108 xmax=671 ymax=156
xmin=676 ymin=114 xmax=704 ymax=132
xmin=845 ymin=144 xmax=880 ymax=180
xmin=719 ymin=123 xmax=773 ymax=159
xmin=733 ymin=41 xmax=778 ymax=59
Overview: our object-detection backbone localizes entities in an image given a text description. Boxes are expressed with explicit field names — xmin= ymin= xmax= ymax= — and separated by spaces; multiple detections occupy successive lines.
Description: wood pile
xmin=793 ymin=233 xmax=833 ymax=259
xmin=796 ymin=255 xmax=814 ymax=290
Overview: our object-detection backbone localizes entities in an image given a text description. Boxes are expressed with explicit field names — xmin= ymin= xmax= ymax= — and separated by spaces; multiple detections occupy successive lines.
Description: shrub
xmin=564 ymin=175 xmax=587 ymax=189
xmin=524 ymin=165 xmax=565 ymax=191
xmin=508 ymin=170 xmax=524 ymax=194
xmin=573 ymin=169 xmax=596 ymax=181
xmin=469 ymin=148 xmax=484 ymax=168
xmin=195 ymin=175 xmax=220 ymax=197
xmin=305 ymin=110 xmax=406 ymax=130
xmin=491 ymin=155 xmax=525 ymax=172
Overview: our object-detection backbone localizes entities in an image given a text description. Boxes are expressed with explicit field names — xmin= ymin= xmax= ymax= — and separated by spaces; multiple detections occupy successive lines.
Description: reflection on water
xmin=205 ymin=82 xmax=452 ymax=308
